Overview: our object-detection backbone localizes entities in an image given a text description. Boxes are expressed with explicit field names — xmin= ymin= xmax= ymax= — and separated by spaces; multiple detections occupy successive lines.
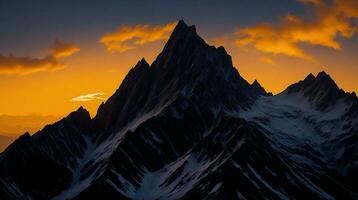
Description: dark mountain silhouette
xmin=0 ymin=20 xmax=357 ymax=200
xmin=251 ymin=80 xmax=271 ymax=96
xmin=285 ymin=71 xmax=356 ymax=110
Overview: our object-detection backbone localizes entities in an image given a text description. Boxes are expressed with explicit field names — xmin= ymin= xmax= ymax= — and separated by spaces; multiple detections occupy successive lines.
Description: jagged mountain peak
xmin=299 ymin=71 xmax=337 ymax=88
xmin=66 ymin=106 xmax=91 ymax=125
xmin=304 ymin=73 xmax=315 ymax=82
xmin=316 ymin=70 xmax=329 ymax=77
xmin=176 ymin=19 xmax=196 ymax=32
xmin=163 ymin=20 xmax=198 ymax=48
xmin=76 ymin=106 xmax=90 ymax=116
xmin=114 ymin=58 xmax=151 ymax=91
xmin=251 ymin=79 xmax=263 ymax=89
xmin=286 ymin=71 xmax=327 ymax=90
xmin=251 ymin=79 xmax=270 ymax=96
xmin=159 ymin=20 xmax=199 ymax=54
xmin=137 ymin=58 xmax=149 ymax=67
xmin=92 ymin=20 xmax=262 ymax=140
xmin=130 ymin=58 xmax=150 ymax=73
xmin=152 ymin=20 xmax=234 ymax=71
xmin=30 ymin=106 xmax=91 ymax=141
xmin=315 ymin=71 xmax=338 ymax=87
xmin=285 ymin=71 xmax=353 ymax=110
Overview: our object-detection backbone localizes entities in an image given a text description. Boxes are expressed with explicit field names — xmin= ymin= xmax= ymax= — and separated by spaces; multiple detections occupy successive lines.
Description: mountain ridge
xmin=0 ymin=20 xmax=357 ymax=200
xmin=284 ymin=71 xmax=356 ymax=110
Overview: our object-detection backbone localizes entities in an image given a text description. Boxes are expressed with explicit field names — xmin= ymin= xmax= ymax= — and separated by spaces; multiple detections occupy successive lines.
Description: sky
xmin=0 ymin=0 xmax=357 ymax=135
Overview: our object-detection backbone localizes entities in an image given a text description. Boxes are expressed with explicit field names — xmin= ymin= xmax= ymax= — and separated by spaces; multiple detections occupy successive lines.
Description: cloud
xmin=234 ymin=0 xmax=358 ymax=60
xmin=0 ymin=54 xmax=65 ymax=75
xmin=71 ymin=92 xmax=105 ymax=102
xmin=100 ymin=22 xmax=177 ymax=53
xmin=50 ymin=39 xmax=80 ymax=58
xmin=0 ymin=39 xmax=79 ymax=75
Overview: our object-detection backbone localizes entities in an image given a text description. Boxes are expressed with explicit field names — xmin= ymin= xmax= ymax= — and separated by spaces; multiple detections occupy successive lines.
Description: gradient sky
xmin=0 ymin=0 xmax=357 ymax=135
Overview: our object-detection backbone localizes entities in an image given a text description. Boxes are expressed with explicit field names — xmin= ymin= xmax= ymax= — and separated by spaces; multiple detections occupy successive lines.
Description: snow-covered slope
xmin=0 ymin=20 xmax=357 ymax=200
xmin=237 ymin=73 xmax=358 ymax=198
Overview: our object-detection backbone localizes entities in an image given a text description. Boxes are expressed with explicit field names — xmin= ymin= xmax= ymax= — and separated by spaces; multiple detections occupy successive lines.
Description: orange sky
xmin=0 ymin=0 xmax=357 ymax=136
xmin=0 ymin=34 xmax=356 ymax=117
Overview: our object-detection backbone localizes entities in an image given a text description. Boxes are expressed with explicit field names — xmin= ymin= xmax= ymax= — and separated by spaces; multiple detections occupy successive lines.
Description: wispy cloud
xmin=71 ymin=92 xmax=105 ymax=102
xmin=0 ymin=39 xmax=80 ymax=75
xmin=100 ymin=22 xmax=177 ymax=53
xmin=50 ymin=39 xmax=80 ymax=58
xmin=234 ymin=0 xmax=358 ymax=61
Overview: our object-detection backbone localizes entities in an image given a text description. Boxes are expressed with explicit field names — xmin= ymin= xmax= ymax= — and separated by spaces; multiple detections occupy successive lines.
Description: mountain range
xmin=0 ymin=20 xmax=357 ymax=200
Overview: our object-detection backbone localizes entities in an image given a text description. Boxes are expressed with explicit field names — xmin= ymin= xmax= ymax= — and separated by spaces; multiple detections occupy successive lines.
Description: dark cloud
xmin=0 ymin=40 xmax=80 ymax=75
xmin=0 ymin=54 xmax=64 ymax=75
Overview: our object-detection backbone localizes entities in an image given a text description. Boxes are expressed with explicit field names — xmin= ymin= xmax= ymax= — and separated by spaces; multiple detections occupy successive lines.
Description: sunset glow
xmin=0 ymin=0 xmax=357 ymax=136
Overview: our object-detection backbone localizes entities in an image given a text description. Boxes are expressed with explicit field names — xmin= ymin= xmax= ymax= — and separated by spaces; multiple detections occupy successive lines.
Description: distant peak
xmin=289 ymin=71 xmax=338 ymax=92
xmin=285 ymin=71 xmax=349 ymax=110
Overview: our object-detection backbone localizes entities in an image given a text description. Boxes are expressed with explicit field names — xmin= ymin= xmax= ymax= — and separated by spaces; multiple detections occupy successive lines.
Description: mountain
xmin=0 ymin=20 xmax=357 ymax=200
xmin=251 ymin=80 xmax=272 ymax=96
xmin=285 ymin=71 xmax=356 ymax=110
